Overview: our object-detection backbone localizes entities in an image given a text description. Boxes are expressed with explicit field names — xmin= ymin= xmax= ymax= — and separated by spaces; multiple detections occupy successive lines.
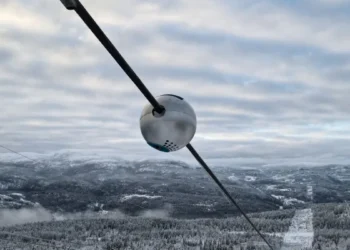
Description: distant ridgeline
xmin=1 ymin=158 xmax=350 ymax=217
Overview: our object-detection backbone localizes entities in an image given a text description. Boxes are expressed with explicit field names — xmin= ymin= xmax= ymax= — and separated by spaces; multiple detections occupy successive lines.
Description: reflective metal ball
xmin=140 ymin=94 xmax=197 ymax=152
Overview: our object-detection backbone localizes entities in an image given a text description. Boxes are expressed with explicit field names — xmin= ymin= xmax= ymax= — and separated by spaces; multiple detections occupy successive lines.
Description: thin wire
xmin=62 ymin=0 xmax=165 ymax=114
xmin=0 ymin=231 xmax=81 ymax=249
xmin=0 ymin=232 xmax=63 ymax=249
xmin=0 ymin=238 xmax=60 ymax=249
xmin=187 ymin=143 xmax=274 ymax=250
xmin=0 ymin=145 xmax=37 ymax=162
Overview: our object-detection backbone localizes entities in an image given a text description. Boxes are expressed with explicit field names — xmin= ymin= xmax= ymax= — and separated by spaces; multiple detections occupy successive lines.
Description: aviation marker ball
xmin=140 ymin=94 xmax=197 ymax=152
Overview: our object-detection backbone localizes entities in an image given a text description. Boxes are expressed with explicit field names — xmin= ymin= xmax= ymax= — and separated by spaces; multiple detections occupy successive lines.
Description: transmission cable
xmin=0 ymin=145 xmax=37 ymax=163
xmin=59 ymin=0 xmax=164 ymax=114
xmin=0 ymin=231 xmax=79 ymax=249
xmin=187 ymin=144 xmax=273 ymax=249
xmin=59 ymin=1 xmax=274 ymax=249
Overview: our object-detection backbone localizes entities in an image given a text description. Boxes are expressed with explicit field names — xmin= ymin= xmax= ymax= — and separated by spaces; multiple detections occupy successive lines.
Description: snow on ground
xmin=271 ymin=195 xmax=305 ymax=206
xmin=120 ymin=194 xmax=162 ymax=202
xmin=138 ymin=167 xmax=157 ymax=172
xmin=228 ymin=231 xmax=284 ymax=237
xmin=227 ymin=174 xmax=239 ymax=181
xmin=284 ymin=198 xmax=305 ymax=206
xmin=0 ymin=183 xmax=10 ymax=190
xmin=343 ymin=203 xmax=350 ymax=219
xmin=195 ymin=202 xmax=214 ymax=212
xmin=0 ymin=194 xmax=12 ymax=200
xmin=272 ymin=174 xmax=294 ymax=183
xmin=272 ymin=195 xmax=285 ymax=200
xmin=10 ymin=193 xmax=25 ymax=198
xmin=281 ymin=208 xmax=314 ymax=250
xmin=195 ymin=202 xmax=213 ymax=207
xmin=244 ymin=176 xmax=257 ymax=182
xmin=279 ymin=188 xmax=291 ymax=192
xmin=307 ymin=185 xmax=313 ymax=201
xmin=266 ymin=185 xmax=277 ymax=190
xmin=266 ymin=185 xmax=291 ymax=192
xmin=137 ymin=188 xmax=147 ymax=193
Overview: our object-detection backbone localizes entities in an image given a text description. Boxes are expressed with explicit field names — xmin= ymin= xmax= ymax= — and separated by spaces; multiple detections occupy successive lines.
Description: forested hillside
xmin=1 ymin=204 xmax=350 ymax=249
xmin=0 ymin=209 xmax=295 ymax=249
xmin=2 ymin=157 xmax=350 ymax=219
xmin=312 ymin=203 xmax=350 ymax=249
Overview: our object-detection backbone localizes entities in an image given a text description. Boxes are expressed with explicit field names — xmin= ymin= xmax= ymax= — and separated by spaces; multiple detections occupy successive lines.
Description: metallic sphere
xmin=140 ymin=94 xmax=197 ymax=152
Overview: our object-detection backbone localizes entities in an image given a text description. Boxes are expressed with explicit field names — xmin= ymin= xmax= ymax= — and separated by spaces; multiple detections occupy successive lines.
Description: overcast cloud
xmin=1 ymin=0 xmax=350 ymax=166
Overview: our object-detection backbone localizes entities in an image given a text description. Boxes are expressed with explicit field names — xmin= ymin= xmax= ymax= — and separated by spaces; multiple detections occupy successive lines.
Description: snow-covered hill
xmin=0 ymin=154 xmax=350 ymax=218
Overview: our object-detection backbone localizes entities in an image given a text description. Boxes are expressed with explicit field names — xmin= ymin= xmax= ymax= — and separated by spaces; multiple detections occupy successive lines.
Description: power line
xmin=0 ymin=145 xmax=37 ymax=162
xmin=0 ymin=238 xmax=60 ymax=249
xmin=59 ymin=0 xmax=165 ymax=115
xmin=0 ymin=232 xmax=62 ymax=249
xmin=187 ymin=144 xmax=274 ymax=249
xmin=0 ymin=231 xmax=79 ymax=249
xmin=59 ymin=1 xmax=274 ymax=249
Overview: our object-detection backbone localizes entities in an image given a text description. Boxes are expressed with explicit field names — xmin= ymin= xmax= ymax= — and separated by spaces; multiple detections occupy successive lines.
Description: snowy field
xmin=281 ymin=208 xmax=314 ymax=250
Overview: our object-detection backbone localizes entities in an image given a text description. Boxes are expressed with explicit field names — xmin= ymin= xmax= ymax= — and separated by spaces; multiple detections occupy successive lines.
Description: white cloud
xmin=0 ymin=207 xmax=52 ymax=227
xmin=0 ymin=0 xmax=350 ymax=165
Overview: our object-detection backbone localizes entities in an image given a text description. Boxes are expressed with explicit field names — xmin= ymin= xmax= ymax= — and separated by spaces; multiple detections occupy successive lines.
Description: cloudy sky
xmin=1 ymin=0 xmax=350 ymax=166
